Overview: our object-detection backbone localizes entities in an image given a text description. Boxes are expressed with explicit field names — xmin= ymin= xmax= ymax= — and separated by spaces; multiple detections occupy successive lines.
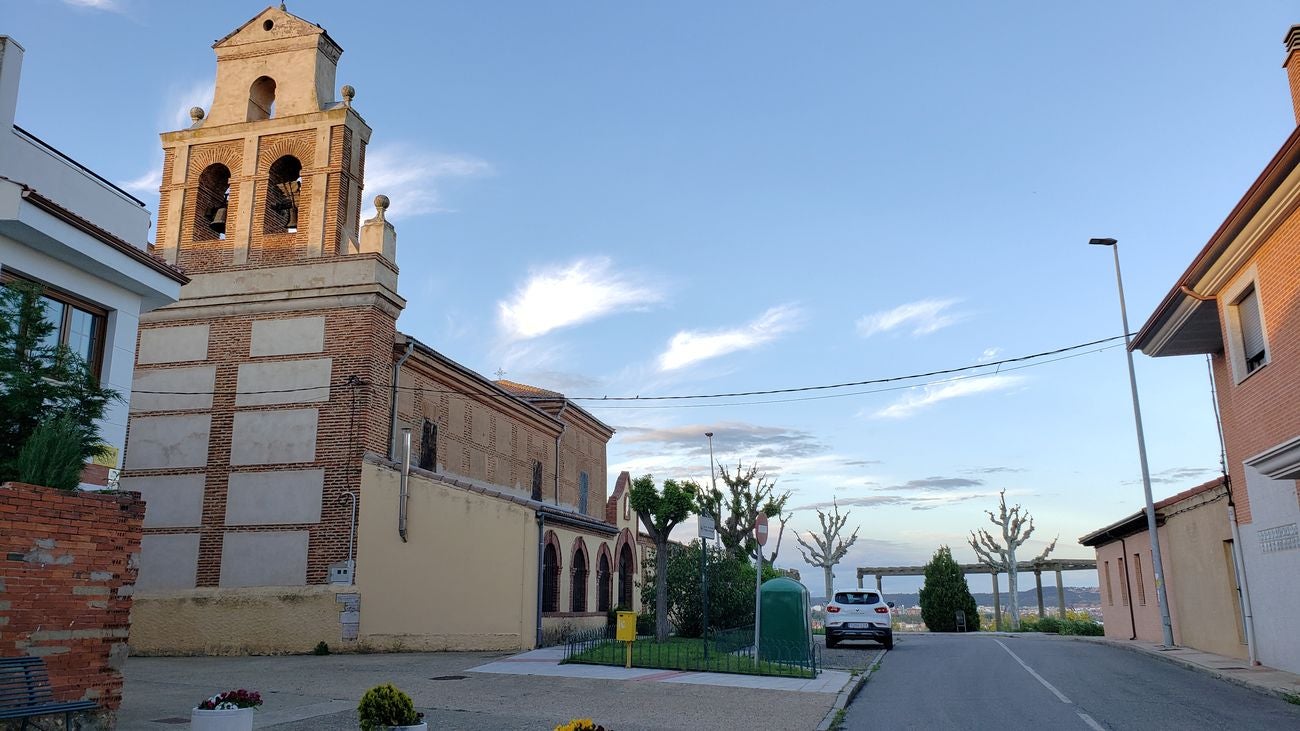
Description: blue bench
xmin=0 ymin=656 xmax=99 ymax=729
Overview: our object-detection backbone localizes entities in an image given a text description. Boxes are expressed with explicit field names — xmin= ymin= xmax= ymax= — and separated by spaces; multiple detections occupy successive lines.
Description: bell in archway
xmin=207 ymin=203 xmax=227 ymax=234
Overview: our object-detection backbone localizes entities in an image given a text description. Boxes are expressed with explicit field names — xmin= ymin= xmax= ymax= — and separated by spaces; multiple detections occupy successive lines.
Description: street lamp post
xmin=1090 ymin=237 xmax=1175 ymax=647
xmin=703 ymin=432 xmax=715 ymax=657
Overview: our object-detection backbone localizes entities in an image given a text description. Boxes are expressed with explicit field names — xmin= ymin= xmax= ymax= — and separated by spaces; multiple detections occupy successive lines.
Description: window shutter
xmin=578 ymin=472 xmax=589 ymax=514
xmin=1238 ymin=288 xmax=1266 ymax=363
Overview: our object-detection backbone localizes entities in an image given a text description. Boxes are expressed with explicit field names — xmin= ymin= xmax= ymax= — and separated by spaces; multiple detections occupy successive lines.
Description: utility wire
xmin=126 ymin=334 xmax=1128 ymax=405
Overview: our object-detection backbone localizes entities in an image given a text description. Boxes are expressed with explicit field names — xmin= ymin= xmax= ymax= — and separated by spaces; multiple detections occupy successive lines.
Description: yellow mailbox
xmin=615 ymin=611 xmax=637 ymax=642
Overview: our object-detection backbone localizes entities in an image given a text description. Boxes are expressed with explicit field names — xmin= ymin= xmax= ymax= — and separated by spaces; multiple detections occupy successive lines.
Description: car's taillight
xmin=875 ymin=607 xmax=889 ymax=614
xmin=827 ymin=606 xmax=840 ymax=613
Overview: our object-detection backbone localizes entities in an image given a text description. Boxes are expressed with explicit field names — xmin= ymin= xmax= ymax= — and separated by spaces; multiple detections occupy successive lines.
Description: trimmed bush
xmin=918 ymin=546 xmax=980 ymax=632
xmin=358 ymin=683 xmax=420 ymax=731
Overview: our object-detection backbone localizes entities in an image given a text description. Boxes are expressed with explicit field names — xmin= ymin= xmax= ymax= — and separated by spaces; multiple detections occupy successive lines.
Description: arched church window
xmin=597 ymin=552 xmax=611 ymax=613
xmin=248 ymin=76 xmax=276 ymax=121
xmin=265 ymin=155 xmax=302 ymax=234
xmin=571 ymin=547 xmax=588 ymax=613
xmin=543 ymin=542 xmax=560 ymax=613
xmin=618 ymin=543 xmax=634 ymax=609
xmin=194 ymin=163 xmax=230 ymax=241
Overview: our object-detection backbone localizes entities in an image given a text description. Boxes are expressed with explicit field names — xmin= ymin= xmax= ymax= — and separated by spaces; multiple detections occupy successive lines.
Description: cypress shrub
xmin=918 ymin=545 xmax=980 ymax=632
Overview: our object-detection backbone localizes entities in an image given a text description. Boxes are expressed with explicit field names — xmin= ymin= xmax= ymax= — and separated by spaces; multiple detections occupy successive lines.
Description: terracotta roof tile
xmin=494 ymin=379 xmax=565 ymax=399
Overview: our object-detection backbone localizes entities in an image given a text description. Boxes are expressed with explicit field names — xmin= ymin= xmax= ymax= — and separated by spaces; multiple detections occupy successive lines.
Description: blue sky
xmin=9 ymin=0 xmax=1299 ymax=593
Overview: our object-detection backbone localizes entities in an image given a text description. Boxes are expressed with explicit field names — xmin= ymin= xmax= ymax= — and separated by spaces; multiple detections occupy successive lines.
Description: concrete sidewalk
xmin=119 ymin=646 xmax=854 ymax=730
xmin=470 ymin=645 xmax=851 ymax=694
xmin=1083 ymin=637 xmax=1300 ymax=701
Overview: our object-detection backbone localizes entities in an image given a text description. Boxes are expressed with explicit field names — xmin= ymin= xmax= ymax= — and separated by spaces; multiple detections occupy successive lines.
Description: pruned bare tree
xmin=795 ymin=499 xmax=860 ymax=601
xmin=766 ymin=509 xmax=792 ymax=564
xmin=697 ymin=461 xmax=790 ymax=561
xmin=967 ymin=489 xmax=1056 ymax=630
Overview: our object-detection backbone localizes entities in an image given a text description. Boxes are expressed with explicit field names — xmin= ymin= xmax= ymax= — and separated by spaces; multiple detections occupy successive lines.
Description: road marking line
xmin=1077 ymin=711 xmax=1106 ymax=731
xmin=994 ymin=639 xmax=1072 ymax=705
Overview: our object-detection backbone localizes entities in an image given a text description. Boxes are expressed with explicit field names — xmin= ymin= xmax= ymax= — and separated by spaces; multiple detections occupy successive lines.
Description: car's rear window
xmin=833 ymin=592 xmax=880 ymax=605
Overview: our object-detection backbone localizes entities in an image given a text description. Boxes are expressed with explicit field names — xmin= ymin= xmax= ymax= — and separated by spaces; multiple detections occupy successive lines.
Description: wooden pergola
xmin=855 ymin=558 xmax=1097 ymax=620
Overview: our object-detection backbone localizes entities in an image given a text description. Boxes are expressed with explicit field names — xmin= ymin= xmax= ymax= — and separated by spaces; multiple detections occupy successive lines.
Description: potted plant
xmin=358 ymin=683 xmax=426 ymax=731
xmin=190 ymin=689 xmax=262 ymax=731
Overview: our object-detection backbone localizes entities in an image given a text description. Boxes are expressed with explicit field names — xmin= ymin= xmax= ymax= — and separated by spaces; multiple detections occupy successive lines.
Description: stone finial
xmin=189 ymin=107 xmax=205 ymax=124
xmin=359 ymin=194 xmax=396 ymax=261
xmin=341 ymin=84 xmax=355 ymax=106
xmin=374 ymin=194 xmax=390 ymax=219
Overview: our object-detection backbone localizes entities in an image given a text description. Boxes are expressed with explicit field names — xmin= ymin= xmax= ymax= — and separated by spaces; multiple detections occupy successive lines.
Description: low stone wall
xmin=0 ymin=481 xmax=144 ymax=722
xmin=129 ymin=585 xmax=357 ymax=655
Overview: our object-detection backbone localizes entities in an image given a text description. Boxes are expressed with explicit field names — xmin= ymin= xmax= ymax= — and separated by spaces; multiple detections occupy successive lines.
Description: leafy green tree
xmin=697 ymin=461 xmax=790 ymax=562
xmin=0 ymin=282 xmax=117 ymax=486
xmin=630 ymin=474 xmax=698 ymax=641
xmin=642 ymin=540 xmax=783 ymax=637
xmin=918 ymin=545 xmax=980 ymax=633
xmin=14 ymin=415 xmax=88 ymax=490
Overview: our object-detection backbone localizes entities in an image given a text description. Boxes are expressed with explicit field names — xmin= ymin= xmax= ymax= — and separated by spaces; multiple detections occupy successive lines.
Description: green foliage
xmin=357 ymin=683 xmax=420 ymax=731
xmin=312 ymin=641 xmax=331 ymax=655
xmin=1060 ymin=618 xmax=1103 ymax=636
xmin=635 ymin=612 xmax=655 ymax=636
xmin=14 ymin=415 xmax=88 ymax=490
xmin=641 ymin=540 xmax=783 ymax=637
xmin=0 ymin=283 xmax=118 ymax=487
xmin=629 ymin=474 xmax=699 ymax=641
xmin=917 ymin=546 xmax=980 ymax=633
xmin=1015 ymin=614 xmax=1101 ymax=636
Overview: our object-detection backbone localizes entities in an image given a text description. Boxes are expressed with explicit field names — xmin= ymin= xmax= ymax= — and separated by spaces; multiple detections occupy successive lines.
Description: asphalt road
xmin=844 ymin=633 xmax=1300 ymax=730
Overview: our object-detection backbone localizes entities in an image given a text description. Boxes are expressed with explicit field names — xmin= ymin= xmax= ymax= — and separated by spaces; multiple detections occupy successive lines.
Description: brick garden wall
xmin=0 ymin=482 xmax=144 ymax=714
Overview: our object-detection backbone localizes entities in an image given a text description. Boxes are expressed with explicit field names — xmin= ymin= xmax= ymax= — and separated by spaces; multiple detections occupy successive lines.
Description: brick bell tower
xmin=123 ymin=5 xmax=404 ymax=596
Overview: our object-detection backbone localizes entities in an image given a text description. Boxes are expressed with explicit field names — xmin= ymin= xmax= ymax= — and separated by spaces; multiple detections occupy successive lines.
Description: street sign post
xmin=754 ymin=513 xmax=769 ymax=657
xmin=698 ymin=516 xmax=715 ymax=660
xmin=698 ymin=516 xmax=716 ymax=541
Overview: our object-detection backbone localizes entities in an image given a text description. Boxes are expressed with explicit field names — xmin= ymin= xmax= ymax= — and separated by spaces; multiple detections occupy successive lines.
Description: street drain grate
xmin=149 ymin=718 xmax=190 ymax=725
xmin=430 ymin=674 xmax=468 ymax=681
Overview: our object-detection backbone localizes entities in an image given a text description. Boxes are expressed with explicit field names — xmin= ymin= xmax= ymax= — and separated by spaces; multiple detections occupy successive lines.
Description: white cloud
xmin=498 ymin=257 xmax=660 ymax=340
xmin=119 ymin=167 xmax=161 ymax=195
xmin=857 ymin=298 xmax=965 ymax=337
xmin=169 ymin=81 xmax=215 ymax=130
xmin=978 ymin=347 xmax=1001 ymax=362
xmin=874 ymin=374 xmax=1024 ymax=419
xmin=657 ymin=304 xmax=802 ymax=372
xmin=362 ymin=145 xmax=492 ymax=219
xmin=63 ymin=0 xmax=121 ymax=11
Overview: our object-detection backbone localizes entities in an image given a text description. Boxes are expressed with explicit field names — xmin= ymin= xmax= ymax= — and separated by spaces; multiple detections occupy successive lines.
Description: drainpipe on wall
xmin=1207 ymin=354 xmax=1259 ymax=665
xmin=389 ymin=341 xmax=415 ymax=460
xmin=553 ymin=404 xmax=568 ymax=505
xmin=342 ymin=491 xmax=358 ymax=584
xmin=398 ymin=428 xmax=411 ymax=542
xmin=535 ymin=513 xmax=546 ymax=647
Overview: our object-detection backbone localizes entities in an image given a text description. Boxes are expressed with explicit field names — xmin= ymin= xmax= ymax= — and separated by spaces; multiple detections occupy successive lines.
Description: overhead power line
xmin=127 ymin=334 xmax=1129 ymax=410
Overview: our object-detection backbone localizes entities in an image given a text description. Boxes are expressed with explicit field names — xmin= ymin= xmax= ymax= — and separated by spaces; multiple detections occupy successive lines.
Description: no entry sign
xmin=754 ymin=513 xmax=769 ymax=546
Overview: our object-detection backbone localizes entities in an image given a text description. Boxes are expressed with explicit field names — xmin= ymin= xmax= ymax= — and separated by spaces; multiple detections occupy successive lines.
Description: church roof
xmin=212 ymin=5 xmax=341 ymax=53
xmin=494 ymin=379 xmax=565 ymax=400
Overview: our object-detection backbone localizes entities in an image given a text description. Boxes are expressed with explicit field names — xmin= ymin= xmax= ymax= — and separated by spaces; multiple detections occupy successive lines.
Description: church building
xmin=121 ymin=5 xmax=640 ymax=654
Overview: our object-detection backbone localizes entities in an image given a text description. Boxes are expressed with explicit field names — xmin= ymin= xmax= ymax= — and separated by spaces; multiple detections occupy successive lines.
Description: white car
xmin=824 ymin=590 xmax=894 ymax=650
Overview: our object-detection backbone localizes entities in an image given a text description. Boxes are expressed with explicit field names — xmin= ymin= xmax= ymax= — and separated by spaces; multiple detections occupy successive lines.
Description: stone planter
xmin=190 ymin=707 xmax=254 ymax=731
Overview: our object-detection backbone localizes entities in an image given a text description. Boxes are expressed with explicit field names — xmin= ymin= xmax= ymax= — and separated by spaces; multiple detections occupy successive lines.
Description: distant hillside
xmin=814 ymin=586 xmax=1101 ymax=608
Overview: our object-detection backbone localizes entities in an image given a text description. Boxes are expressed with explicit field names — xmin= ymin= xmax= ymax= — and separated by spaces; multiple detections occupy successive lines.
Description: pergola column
xmin=1034 ymin=569 xmax=1045 ymax=618
xmin=876 ymin=574 xmax=883 ymax=594
xmin=857 ymin=571 xmax=863 ymax=589
xmin=991 ymin=572 xmax=1001 ymax=631
xmin=1056 ymin=569 xmax=1066 ymax=619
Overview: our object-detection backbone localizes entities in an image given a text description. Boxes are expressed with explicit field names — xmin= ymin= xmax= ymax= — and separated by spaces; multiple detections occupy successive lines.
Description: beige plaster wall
xmin=1163 ymin=498 xmax=1247 ymax=659
xmin=356 ymin=461 xmax=539 ymax=651
xmin=129 ymin=585 xmax=351 ymax=655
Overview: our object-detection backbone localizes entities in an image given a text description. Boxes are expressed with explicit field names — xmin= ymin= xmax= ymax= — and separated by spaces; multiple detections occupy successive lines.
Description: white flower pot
xmin=190 ymin=707 xmax=254 ymax=731
xmin=387 ymin=724 xmax=427 ymax=731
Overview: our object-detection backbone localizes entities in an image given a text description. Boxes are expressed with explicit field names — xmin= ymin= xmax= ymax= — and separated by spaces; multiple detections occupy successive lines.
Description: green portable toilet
xmin=759 ymin=576 xmax=812 ymax=663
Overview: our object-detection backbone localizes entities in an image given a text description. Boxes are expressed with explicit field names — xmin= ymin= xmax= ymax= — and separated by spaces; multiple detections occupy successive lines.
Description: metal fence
xmin=562 ymin=624 xmax=820 ymax=678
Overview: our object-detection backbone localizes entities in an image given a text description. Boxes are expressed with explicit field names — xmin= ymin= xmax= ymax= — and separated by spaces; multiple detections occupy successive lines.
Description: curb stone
xmin=814 ymin=648 xmax=886 ymax=731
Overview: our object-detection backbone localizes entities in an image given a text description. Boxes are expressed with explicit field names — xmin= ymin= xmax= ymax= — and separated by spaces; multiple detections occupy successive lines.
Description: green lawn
xmin=564 ymin=637 xmax=815 ymax=679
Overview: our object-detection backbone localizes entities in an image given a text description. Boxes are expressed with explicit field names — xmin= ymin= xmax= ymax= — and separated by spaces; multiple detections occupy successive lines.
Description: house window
xmin=530 ymin=460 xmax=543 ymax=501
xmin=542 ymin=542 xmax=559 ymax=613
xmin=1231 ymin=284 xmax=1268 ymax=377
xmin=597 ymin=553 xmax=612 ymax=612
xmin=2 ymin=274 xmax=106 ymax=377
xmin=571 ymin=548 xmax=588 ymax=613
xmin=1103 ymin=561 xmax=1113 ymax=607
xmin=419 ymin=418 xmax=436 ymax=471
xmin=1133 ymin=553 xmax=1146 ymax=606
xmin=578 ymin=471 xmax=589 ymax=515
xmin=1118 ymin=557 xmax=1129 ymax=607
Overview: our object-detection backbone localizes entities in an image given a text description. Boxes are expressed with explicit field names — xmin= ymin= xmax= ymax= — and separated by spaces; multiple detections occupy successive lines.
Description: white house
xmin=0 ymin=36 xmax=186 ymax=486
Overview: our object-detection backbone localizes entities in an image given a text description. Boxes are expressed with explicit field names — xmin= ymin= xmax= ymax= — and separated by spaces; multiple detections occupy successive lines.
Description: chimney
xmin=1284 ymin=25 xmax=1300 ymax=124
xmin=0 ymin=37 xmax=24 ymax=137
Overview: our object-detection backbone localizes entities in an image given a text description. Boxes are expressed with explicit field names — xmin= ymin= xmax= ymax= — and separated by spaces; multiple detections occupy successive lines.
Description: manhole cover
xmin=430 ymin=675 xmax=468 ymax=681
